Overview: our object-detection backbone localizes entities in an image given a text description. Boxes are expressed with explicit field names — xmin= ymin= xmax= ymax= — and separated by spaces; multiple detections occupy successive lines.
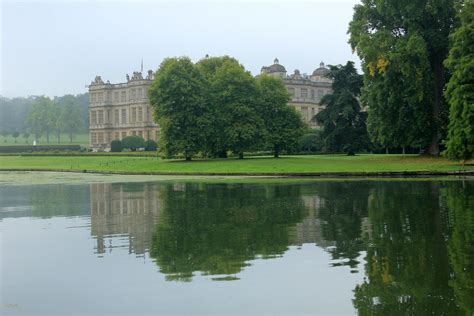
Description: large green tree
xmin=148 ymin=57 xmax=210 ymax=160
xmin=315 ymin=62 xmax=370 ymax=155
xmin=58 ymin=95 xmax=83 ymax=142
xmin=26 ymin=96 xmax=53 ymax=143
xmin=349 ymin=0 xmax=460 ymax=155
xmin=209 ymin=58 xmax=265 ymax=159
xmin=196 ymin=56 xmax=239 ymax=157
xmin=256 ymin=75 xmax=305 ymax=158
xmin=444 ymin=0 xmax=474 ymax=164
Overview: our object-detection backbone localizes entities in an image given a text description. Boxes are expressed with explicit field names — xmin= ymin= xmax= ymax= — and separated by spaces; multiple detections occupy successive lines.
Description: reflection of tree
xmin=444 ymin=181 xmax=474 ymax=315
xmin=149 ymin=183 xmax=307 ymax=281
xmin=315 ymin=182 xmax=371 ymax=270
xmin=353 ymin=182 xmax=461 ymax=315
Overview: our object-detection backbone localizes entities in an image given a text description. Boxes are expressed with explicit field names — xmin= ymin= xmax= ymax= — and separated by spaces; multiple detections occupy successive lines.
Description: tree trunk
xmin=274 ymin=145 xmax=280 ymax=158
xmin=239 ymin=152 xmax=244 ymax=159
xmin=427 ymin=55 xmax=445 ymax=156
xmin=385 ymin=147 xmax=389 ymax=154
xmin=402 ymin=147 xmax=406 ymax=155
xmin=185 ymin=156 xmax=191 ymax=161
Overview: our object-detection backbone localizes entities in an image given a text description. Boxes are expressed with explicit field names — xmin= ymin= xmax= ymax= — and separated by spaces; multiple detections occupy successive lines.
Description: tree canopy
xmin=148 ymin=57 xmax=210 ymax=160
xmin=444 ymin=0 xmax=474 ymax=163
xmin=149 ymin=55 xmax=304 ymax=160
xmin=349 ymin=0 xmax=460 ymax=155
xmin=315 ymin=61 xmax=370 ymax=155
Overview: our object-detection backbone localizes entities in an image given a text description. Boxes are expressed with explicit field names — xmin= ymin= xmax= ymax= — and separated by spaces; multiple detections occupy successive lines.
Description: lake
xmin=1 ymin=174 xmax=473 ymax=315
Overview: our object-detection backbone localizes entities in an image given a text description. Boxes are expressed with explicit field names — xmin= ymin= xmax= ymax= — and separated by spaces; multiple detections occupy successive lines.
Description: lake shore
xmin=0 ymin=154 xmax=473 ymax=178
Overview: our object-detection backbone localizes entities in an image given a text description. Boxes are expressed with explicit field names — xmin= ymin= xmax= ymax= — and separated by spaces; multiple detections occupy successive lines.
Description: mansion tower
xmin=88 ymin=59 xmax=332 ymax=149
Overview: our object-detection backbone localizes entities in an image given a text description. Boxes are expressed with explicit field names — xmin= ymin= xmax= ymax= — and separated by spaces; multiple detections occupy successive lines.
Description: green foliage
xmin=349 ymin=0 xmax=460 ymax=155
xmin=145 ymin=139 xmax=158 ymax=151
xmin=26 ymin=96 xmax=53 ymax=142
xmin=110 ymin=140 xmax=122 ymax=152
xmin=121 ymin=136 xmax=145 ymax=151
xmin=207 ymin=57 xmax=264 ymax=159
xmin=298 ymin=130 xmax=324 ymax=153
xmin=24 ymin=95 xmax=84 ymax=144
xmin=150 ymin=55 xmax=301 ymax=160
xmin=256 ymin=75 xmax=305 ymax=157
xmin=444 ymin=1 xmax=474 ymax=163
xmin=315 ymin=62 xmax=370 ymax=155
xmin=149 ymin=57 xmax=210 ymax=160
xmin=57 ymin=95 xmax=83 ymax=142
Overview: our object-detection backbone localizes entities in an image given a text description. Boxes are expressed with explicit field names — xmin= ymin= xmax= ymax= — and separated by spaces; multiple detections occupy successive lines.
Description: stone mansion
xmin=88 ymin=59 xmax=332 ymax=149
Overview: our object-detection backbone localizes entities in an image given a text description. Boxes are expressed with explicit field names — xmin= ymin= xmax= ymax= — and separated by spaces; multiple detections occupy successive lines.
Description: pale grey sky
xmin=1 ymin=0 xmax=360 ymax=98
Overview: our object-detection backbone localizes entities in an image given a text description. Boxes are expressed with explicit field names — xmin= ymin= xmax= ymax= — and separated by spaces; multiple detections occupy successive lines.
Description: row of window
xmin=288 ymin=87 xmax=327 ymax=101
xmin=90 ymin=107 xmax=153 ymax=125
xmin=90 ymin=87 xmax=149 ymax=104
xmin=91 ymin=130 xmax=160 ymax=144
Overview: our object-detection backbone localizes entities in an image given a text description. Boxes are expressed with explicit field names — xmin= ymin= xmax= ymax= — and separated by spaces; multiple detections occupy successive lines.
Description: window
xmin=121 ymin=91 xmax=126 ymax=102
xmin=121 ymin=131 xmax=127 ymax=139
xmin=132 ymin=131 xmax=137 ymax=136
xmin=114 ymin=92 xmax=119 ymax=103
xmin=311 ymin=90 xmax=315 ymax=100
xmin=301 ymin=106 xmax=309 ymax=120
xmin=98 ymin=110 xmax=104 ymax=124
xmin=138 ymin=107 xmax=143 ymax=122
xmin=114 ymin=109 xmax=119 ymax=124
xmin=114 ymin=132 xmax=120 ymax=140
xmin=288 ymin=87 xmax=295 ymax=96
xmin=91 ymin=111 xmax=97 ymax=125
xmin=91 ymin=132 xmax=97 ymax=144
xmin=131 ymin=89 xmax=136 ymax=100
xmin=91 ymin=94 xmax=97 ymax=104
xmin=138 ymin=130 xmax=143 ymax=138
xmin=121 ymin=109 xmax=127 ymax=124
xmin=98 ymin=92 xmax=103 ymax=103
xmin=131 ymin=108 xmax=136 ymax=123
xmin=98 ymin=132 xmax=104 ymax=144
xmin=301 ymin=88 xmax=308 ymax=99
xmin=107 ymin=109 xmax=111 ymax=123
xmin=137 ymin=88 xmax=143 ymax=99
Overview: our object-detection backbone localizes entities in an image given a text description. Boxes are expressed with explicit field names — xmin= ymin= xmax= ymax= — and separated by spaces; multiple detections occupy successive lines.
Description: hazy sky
xmin=1 ymin=0 xmax=361 ymax=98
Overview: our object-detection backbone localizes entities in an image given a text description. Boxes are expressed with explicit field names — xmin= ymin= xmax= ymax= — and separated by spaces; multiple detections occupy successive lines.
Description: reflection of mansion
xmin=90 ymin=183 xmax=161 ymax=256
xmin=88 ymin=58 xmax=332 ymax=149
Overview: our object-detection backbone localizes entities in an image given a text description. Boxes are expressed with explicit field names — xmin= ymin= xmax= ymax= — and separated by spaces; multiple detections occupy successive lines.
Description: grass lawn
xmin=0 ymin=133 xmax=89 ymax=146
xmin=0 ymin=154 xmax=471 ymax=175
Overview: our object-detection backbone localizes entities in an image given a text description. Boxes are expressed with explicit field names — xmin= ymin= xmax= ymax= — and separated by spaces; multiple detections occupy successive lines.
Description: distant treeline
xmin=0 ymin=93 xmax=89 ymax=142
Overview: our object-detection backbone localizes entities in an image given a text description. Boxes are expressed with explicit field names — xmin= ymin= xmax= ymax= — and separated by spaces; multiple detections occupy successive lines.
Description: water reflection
xmin=149 ymin=183 xmax=309 ymax=281
xmin=90 ymin=183 xmax=161 ymax=256
xmin=1 ymin=179 xmax=472 ymax=314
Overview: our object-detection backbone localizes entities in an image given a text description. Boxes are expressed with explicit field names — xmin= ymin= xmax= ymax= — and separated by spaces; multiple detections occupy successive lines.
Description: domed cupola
xmin=312 ymin=61 xmax=329 ymax=76
xmin=267 ymin=58 xmax=287 ymax=74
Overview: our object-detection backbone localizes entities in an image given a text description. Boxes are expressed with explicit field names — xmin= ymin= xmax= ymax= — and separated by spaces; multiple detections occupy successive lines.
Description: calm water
xmin=1 ymin=177 xmax=473 ymax=315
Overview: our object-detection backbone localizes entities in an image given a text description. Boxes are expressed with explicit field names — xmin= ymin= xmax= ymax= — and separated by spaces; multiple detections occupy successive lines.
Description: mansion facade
xmin=260 ymin=58 xmax=332 ymax=126
xmin=88 ymin=59 xmax=332 ymax=149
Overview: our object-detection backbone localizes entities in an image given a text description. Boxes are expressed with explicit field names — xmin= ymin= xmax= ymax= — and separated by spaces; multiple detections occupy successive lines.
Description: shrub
xmin=110 ymin=140 xmax=122 ymax=152
xmin=121 ymin=136 xmax=145 ymax=151
xmin=145 ymin=139 xmax=158 ymax=151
